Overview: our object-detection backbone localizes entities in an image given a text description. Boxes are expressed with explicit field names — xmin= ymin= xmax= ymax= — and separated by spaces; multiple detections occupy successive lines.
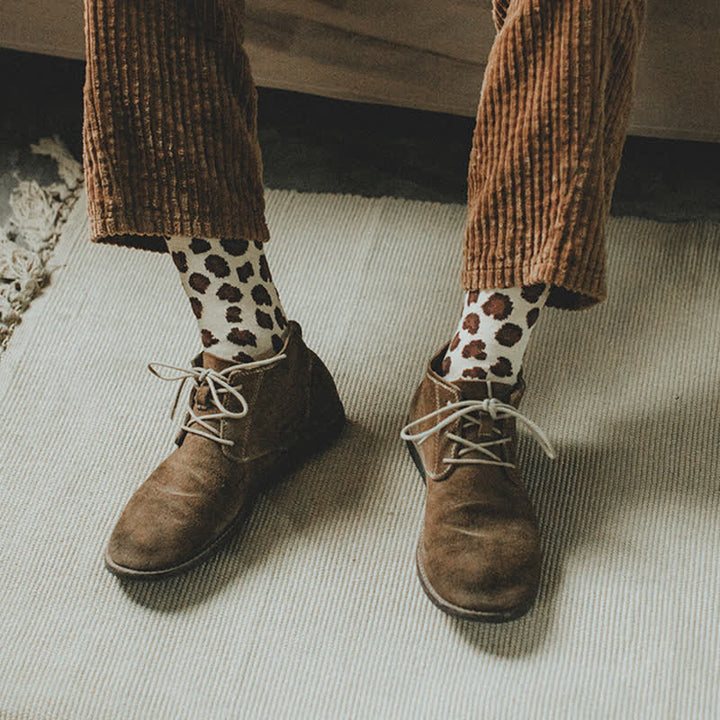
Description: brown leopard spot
xmin=490 ymin=357 xmax=513 ymax=377
xmin=226 ymin=306 xmax=243 ymax=323
xmin=521 ymin=283 xmax=546 ymax=303
xmin=236 ymin=262 xmax=254 ymax=283
xmin=190 ymin=237 xmax=211 ymax=254
xmin=482 ymin=293 xmax=513 ymax=320
xmin=232 ymin=352 xmax=254 ymax=363
xmin=188 ymin=273 xmax=210 ymax=294
xmin=495 ymin=323 xmax=523 ymax=347
xmin=258 ymin=254 xmax=272 ymax=282
xmin=256 ymin=309 xmax=273 ymax=329
xmin=220 ymin=238 xmax=249 ymax=256
xmin=462 ymin=313 xmax=480 ymax=334
xmin=461 ymin=339 xmax=487 ymax=360
xmin=217 ymin=283 xmax=242 ymax=302
xmin=442 ymin=356 xmax=452 ymax=375
xmin=467 ymin=291 xmax=480 ymax=305
xmin=251 ymin=285 xmax=272 ymax=306
xmin=274 ymin=307 xmax=287 ymax=330
xmin=462 ymin=367 xmax=488 ymax=380
xmin=253 ymin=240 xmax=264 ymax=251
xmin=526 ymin=307 xmax=540 ymax=328
xmin=205 ymin=254 xmax=230 ymax=278
xmin=271 ymin=334 xmax=284 ymax=353
xmin=449 ymin=333 xmax=461 ymax=351
xmin=171 ymin=251 xmax=188 ymax=273
xmin=189 ymin=297 xmax=203 ymax=319
xmin=227 ymin=328 xmax=257 ymax=347
xmin=201 ymin=329 xmax=219 ymax=347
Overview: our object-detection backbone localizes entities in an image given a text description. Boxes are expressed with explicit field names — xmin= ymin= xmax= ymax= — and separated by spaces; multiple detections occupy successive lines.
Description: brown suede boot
xmin=401 ymin=345 xmax=555 ymax=622
xmin=105 ymin=321 xmax=345 ymax=579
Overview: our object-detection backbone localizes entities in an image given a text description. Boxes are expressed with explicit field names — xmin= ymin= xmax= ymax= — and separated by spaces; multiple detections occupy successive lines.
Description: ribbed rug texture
xmin=0 ymin=190 xmax=718 ymax=719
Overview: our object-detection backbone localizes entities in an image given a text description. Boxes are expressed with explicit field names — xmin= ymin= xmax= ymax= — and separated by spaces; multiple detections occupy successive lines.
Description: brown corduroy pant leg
xmin=82 ymin=0 xmax=268 ymax=252
xmin=83 ymin=0 xmax=645 ymax=308
xmin=464 ymin=0 xmax=647 ymax=309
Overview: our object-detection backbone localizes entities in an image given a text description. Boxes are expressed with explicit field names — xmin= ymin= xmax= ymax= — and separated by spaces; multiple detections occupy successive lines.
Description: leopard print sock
xmin=166 ymin=235 xmax=288 ymax=363
xmin=442 ymin=284 xmax=550 ymax=385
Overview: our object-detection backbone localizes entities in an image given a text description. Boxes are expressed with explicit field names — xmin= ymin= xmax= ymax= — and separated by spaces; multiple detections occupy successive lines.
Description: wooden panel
xmin=630 ymin=0 xmax=720 ymax=142
xmin=0 ymin=0 xmax=85 ymax=60
xmin=245 ymin=2 xmax=492 ymax=117
xmin=1 ymin=0 xmax=719 ymax=142
xmin=244 ymin=0 xmax=720 ymax=142
xmin=246 ymin=0 xmax=497 ymax=62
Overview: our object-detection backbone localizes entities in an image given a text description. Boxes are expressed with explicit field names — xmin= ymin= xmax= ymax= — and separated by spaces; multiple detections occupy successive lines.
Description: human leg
xmin=463 ymin=0 xmax=646 ymax=308
xmin=82 ymin=0 xmax=268 ymax=249
xmin=83 ymin=0 xmax=344 ymax=577
xmin=83 ymin=0 xmax=291 ymax=362
xmin=168 ymin=235 xmax=289 ymax=362
xmin=404 ymin=0 xmax=647 ymax=621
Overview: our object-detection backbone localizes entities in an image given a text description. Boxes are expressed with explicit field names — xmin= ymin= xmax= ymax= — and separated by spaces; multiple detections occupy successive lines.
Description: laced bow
xmin=147 ymin=354 xmax=286 ymax=446
xmin=400 ymin=394 xmax=556 ymax=468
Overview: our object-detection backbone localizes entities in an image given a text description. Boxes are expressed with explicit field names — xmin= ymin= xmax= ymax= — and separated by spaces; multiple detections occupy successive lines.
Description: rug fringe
xmin=0 ymin=135 xmax=83 ymax=354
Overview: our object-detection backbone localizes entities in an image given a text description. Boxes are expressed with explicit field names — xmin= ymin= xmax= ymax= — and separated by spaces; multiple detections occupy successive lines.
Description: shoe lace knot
xmin=147 ymin=354 xmax=286 ymax=447
xmin=400 ymin=395 xmax=556 ymax=468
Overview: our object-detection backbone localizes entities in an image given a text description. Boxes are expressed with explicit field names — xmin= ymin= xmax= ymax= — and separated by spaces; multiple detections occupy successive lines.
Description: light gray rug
xmin=0 ymin=190 xmax=718 ymax=719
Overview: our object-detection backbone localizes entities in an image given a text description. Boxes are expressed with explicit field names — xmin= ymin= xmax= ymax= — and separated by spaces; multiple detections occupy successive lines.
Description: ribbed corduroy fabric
xmin=465 ymin=0 xmax=647 ymax=308
xmin=82 ymin=0 xmax=268 ymax=252
xmin=82 ymin=0 xmax=646 ymax=307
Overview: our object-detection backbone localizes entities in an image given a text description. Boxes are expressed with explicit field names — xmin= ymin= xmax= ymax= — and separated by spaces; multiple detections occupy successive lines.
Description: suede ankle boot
xmin=401 ymin=345 xmax=555 ymax=622
xmin=105 ymin=321 xmax=345 ymax=579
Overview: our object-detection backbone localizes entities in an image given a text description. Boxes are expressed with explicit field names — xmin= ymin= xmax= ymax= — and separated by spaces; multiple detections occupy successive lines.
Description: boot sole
xmin=405 ymin=438 xmax=535 ymax=623
xmin=105 ymin=407 xmax=346 ymax=581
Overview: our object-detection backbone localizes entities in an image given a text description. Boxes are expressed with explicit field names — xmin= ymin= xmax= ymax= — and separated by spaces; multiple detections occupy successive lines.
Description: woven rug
xmin=0 ymin=137 xmax=84 ymax=354
xmin=0 ymin=189 xmax=718 ymax=719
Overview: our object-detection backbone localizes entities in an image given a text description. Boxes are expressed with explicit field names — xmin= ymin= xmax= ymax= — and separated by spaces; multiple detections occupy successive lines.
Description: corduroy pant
xmin=82 ymin=0 xmax=646 ymax=310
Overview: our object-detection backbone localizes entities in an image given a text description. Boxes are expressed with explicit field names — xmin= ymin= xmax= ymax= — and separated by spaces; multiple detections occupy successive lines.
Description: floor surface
xmin=1 ymin=191 xmax=717 ymax=718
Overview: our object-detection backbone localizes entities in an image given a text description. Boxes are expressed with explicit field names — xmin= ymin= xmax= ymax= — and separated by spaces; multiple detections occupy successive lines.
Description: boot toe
xmin=420 ymin=515 xmax=541 ymax=620
xmin=105 ymin=481 xmax=217 ymax=576
xmin=106 ymin=516 xmax=184 ymax=575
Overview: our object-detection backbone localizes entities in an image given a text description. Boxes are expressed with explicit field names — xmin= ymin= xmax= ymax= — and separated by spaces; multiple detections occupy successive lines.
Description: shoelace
xmin=400 ymin=395 xmax=556 ymax=468
xmin=147 ymin=354 xmax=287 ymax=447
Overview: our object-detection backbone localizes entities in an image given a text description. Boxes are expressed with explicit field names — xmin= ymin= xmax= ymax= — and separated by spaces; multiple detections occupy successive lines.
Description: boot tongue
xmin=453 ymin=379 xmax=515 ymax=403
xmin=451 ymin=379 xmax=517 ymax=448
xmin=448 ymin=380 xmax=517 ymax=463
xmin=202 ymin=352 xmax=236 ymax=373
xmin=195 ymin=385 xmax=213 ymax=410
xmin=192 ymin=353 xmax=233 ymax=410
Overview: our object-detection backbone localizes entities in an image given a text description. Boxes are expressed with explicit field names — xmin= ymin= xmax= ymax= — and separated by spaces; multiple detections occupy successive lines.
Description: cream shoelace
xmin=147 ymin=354 xmax=286 ymax=447
xmin=400 ymin=397 xmax=556 ymax=468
